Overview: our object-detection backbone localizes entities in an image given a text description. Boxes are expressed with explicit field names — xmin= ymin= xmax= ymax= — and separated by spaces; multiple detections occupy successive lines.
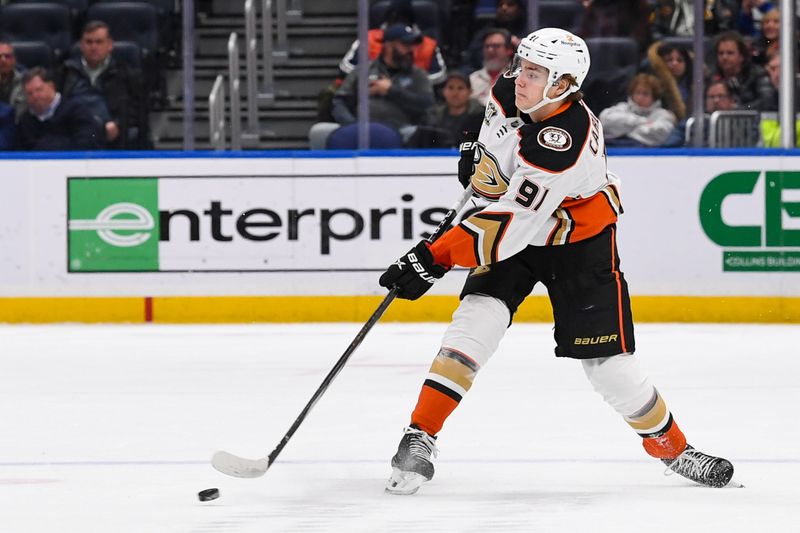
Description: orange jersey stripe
xmin=429 ymin=225 xmax=478 ymax=269
xmin=558 ymin=193 xmax=619 ymax=243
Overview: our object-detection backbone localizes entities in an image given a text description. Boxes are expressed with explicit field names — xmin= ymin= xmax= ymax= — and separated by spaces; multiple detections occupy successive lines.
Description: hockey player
xmin=379 ymin=28 xmax=736 ymax=495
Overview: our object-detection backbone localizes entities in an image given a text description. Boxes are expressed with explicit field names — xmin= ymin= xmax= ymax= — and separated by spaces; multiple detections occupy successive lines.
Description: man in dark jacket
xmin=16 ymin=67 xmax=105 ymax=150
xmin=60 ymin=21 xmax=148 ymax=149
xmin=332 ymin=24 xmax=434 ymax=141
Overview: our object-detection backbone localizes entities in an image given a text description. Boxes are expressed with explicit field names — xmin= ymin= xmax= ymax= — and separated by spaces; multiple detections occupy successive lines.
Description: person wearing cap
xmin=338 ymin=0 xmax=446 ymax=86
xmin=331 ymin=23 xmax=434 ymax=142
xmin=410 ymin=71 xmax=484 ymax=148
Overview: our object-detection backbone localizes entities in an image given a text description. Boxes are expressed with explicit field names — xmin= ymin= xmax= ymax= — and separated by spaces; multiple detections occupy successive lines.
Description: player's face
xmin=514 ymin=59 xmax=549 ymax=109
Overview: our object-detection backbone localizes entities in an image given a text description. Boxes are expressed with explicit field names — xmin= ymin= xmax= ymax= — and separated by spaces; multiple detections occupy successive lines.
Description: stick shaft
xmin=266 ymin=187 xmax=474 ymax=467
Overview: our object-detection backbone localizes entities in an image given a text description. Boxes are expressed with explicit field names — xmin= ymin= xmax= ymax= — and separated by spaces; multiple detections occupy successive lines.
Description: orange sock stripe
xmin=642 ymin=418 xmax=687 ymax=460
xmin=411 ymin=383 xmax=460 ymax=436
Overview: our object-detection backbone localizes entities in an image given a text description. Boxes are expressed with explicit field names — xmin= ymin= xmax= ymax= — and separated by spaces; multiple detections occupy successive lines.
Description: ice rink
xmin=2 ymin=321 xmax=798 ymax=532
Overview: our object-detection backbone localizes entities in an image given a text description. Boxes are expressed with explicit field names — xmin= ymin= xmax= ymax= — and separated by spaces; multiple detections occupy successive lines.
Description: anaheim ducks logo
xmin=470 ymin=143 xmax=510 ymax=201
xmin=537 ymin=127 xmax=572 ymax=152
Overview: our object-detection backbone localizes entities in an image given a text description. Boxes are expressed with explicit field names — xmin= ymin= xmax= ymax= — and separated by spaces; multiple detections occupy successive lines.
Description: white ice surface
xmin=1 ymin=322 xmax=798 ymax=532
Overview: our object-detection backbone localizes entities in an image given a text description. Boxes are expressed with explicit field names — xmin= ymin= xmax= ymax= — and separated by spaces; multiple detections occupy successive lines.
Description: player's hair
xmin=628 ymin=73 xmax=663 ymax=101
xmin=562 ymin=74 xmax=584 ymax=102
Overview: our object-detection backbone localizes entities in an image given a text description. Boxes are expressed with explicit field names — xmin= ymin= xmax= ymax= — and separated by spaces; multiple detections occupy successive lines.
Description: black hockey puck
xmin=198 ymin=488 xmax=220 ymax=502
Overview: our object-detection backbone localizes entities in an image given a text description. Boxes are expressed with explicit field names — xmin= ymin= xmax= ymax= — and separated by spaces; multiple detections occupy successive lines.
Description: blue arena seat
xmin=10 ymin=41 xmax=55 ymax=70
xmin=326 ymin=122 xmax=403 ymax=149
xmin=540 ymin=1 xmax=583 ymax=34
xmin=0 ymin=3 xmax=72 ymax=60
xmin=9 ymin=0 xmax=89 ymax=23
xmin=582 ymin=37 xmax=639 ymax=112
xmin=369 ymin=0 xmax=441 ymax=40
xmin=95 ymin=0 xmax=175 ymax=53
xmin=85 ymin=2 xmax=158 ymax=58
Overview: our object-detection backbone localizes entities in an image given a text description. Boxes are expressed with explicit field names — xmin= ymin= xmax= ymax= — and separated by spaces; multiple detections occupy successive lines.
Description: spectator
xmin=647 ymin=42 xmax=693 ymax=120
xmin=338 ymin=0 xmax=446 ymax=86
xmin=331 ymin=24 xmax=434 ymax=142
xmin=60 ymin=21 xmax=149 ymax=149
xmin=750 ymin=8 xmax=781 ymax=65
xmin=651 ymin=0 xmax=737 ymax=40
xmin=0 ymin=42 xmax=26 ymax=119
xmin=16 ymin=67 xmax=105 ymax=150
xmin=462 ymin=0 xmax=527 ymax=72
xmin=409 ymin=71 xmax=484 ymax=148
xmin=578 ymin=0 xmax=652 ymax=54
xmin=760 ymin=50 xmax=780 ymax=111
xmin=737 ymin=0 xmax=776 ymax=37
xmin=470 ymin=29 xmax=514 ymax=106
xmin=759 ymin=50 xmax=800 ymax=146
xmin=600 ymin=73 xmax=677 ymax=147
xmin=0 ymin=102 xmax=14 ymax=150
xmin=708 ymin=30 xmax=774 ymax=110
xmin=705 ymin=80 xmax=738 ymax=113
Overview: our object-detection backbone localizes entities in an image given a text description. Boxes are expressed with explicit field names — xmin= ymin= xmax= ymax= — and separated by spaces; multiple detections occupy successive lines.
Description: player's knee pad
xmin=440 ymin=294 xmax=510 ymax=368
xmin=581 ymin=353 xmax=655 ymax=417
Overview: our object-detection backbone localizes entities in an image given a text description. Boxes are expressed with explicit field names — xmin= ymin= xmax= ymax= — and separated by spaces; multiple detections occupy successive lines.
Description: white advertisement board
xmin=0 ymin=154 xmax=798 ymax=297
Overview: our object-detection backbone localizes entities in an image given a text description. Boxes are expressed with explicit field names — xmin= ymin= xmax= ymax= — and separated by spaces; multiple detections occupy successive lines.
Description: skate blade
xmin=726 ymin=476 xmax=745 ymax=488
xmin=385 ymin=467 xmax=426 ymax=495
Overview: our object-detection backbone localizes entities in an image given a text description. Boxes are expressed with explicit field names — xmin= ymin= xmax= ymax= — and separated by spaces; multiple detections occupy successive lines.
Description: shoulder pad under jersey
xmin=488 ymin=74 xmax=518 ymax=118
xmin=518 ymin=102 xmax=591 ymax=173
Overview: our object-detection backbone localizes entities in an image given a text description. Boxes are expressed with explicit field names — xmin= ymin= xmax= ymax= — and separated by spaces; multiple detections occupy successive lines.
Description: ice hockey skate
xmin=663 ymin=445 xmax=740 ymax=487
xmin=385 ymin=426 xmax=438 ymax=495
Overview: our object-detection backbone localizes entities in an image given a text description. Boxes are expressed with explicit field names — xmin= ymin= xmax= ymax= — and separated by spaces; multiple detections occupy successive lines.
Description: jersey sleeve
xmin=430 ymin=159 xmax=578 ymax=268
xmin=430 ymin=102 xmax=595 ymax=268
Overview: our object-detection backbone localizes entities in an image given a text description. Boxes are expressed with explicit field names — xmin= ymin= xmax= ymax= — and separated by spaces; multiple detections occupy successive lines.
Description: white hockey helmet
xmin=513 ymin=27 xmax=591 ymax=114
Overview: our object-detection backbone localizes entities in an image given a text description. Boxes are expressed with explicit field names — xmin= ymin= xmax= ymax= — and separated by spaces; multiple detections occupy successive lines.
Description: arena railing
xmin=208 ymin=74 xmax=226 ymax=151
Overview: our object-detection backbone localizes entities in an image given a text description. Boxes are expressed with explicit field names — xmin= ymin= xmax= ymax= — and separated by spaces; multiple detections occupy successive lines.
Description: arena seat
xmin=582 ymin=37 xmax=639 ymax=112
xmin=10 ymin=41 xmax=54 ymax=70
xmin=0 ymin=3 xmax=72 ymax=61
xmin=9 ymin=0 xmax=89 ymax=24
xmin=326 ymin=122 xmax=403 ymax=149
xmin=540 ymin=1 xmax=583 ymax=34
xmin=85 ymin=2 xmax=158 ymax=58
xmin=95 ymin=0 xmax=175 ymax=53
xmin=369 ymin=0 xmax=441 ymax=40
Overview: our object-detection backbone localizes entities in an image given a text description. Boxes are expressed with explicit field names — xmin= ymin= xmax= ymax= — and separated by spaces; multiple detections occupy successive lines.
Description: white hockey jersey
xmin=430 ymin=74 xmax=623 ymax=269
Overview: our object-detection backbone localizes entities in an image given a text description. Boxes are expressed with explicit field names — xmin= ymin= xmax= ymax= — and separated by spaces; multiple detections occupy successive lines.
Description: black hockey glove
xmin=457 ymin=130 xmax=479 ymax=189
xmin=379 ymin=241 xmax=449 ymax=301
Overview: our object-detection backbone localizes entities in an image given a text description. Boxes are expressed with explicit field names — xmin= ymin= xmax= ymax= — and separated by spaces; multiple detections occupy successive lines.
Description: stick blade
xmin=211 ymin=450 xmax=270 ymax=478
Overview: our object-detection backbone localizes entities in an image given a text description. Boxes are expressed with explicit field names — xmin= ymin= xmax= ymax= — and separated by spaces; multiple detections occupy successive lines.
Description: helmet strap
xmin=519 ymin=88 xmax=573 ymax=116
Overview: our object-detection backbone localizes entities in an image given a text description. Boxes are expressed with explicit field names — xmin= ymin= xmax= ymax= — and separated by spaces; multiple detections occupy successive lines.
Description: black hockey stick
xmin=212 ymin=186 xmax=474 ymax=478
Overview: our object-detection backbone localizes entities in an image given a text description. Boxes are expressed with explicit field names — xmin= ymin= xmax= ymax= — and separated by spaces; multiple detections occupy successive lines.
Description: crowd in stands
xmin=0 ymin=0 xmax=175 ymax=151
xmin=311 ymin=0 xmax=800 ymax=150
